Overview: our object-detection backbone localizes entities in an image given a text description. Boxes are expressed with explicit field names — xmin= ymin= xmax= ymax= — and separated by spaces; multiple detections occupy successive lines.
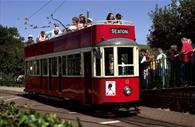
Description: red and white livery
xmin=24 ymin=21 xmax=139 ymax=109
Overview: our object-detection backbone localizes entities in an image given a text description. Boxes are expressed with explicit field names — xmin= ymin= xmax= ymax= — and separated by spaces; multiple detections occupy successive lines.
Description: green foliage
xmin=0 ymin=25 xmax=24 ymax=81
xmin=148 ymin=0 xmax=195 ymax=49
xmin=0 ymin=100 xmax=80 ymax=127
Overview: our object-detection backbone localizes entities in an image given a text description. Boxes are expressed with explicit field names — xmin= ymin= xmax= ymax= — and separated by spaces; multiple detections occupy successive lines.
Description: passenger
xmin=45 ymin=24 xmax=62 ymax=39
xmin=109 ymin=57 xmax=114 ymax=75
xmin=114 ymin=13 xmax=123 ymax=24
xmin=38 ymin=31 xmax=46 ymax=42
xmin=45 ymin=30 xmax=53 ymax=39
xmin=87 ymin=18 xmax=93 ymax=27
xmin=26 ymin=34 xmax=34 ymax=45
xmin=121 ymin=57 xmax=126 ymax=75
xmin=78 ymin=14 xmax=86 ymax=29
xmin=106 ymin=13 xmax=115 ymax=24
xmin=53 ymin=26 xmax=62 ymax=37
xmin=67 ymin=16 xmax=79 ymax=32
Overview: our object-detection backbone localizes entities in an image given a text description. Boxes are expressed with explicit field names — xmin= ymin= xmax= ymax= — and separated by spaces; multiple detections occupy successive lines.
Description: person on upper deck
xmin=38 ymin=31 xmax=46 ymax=42
xmin=25 ymin=34 xmax=34 ymax=46
xmin=106 ymin=13 xmax=115 ymax=24
xmin=67 ymin=16 xmax=79 ymax=32
xmin=53 ymin=26 xmax=62 ymax=37
xmin=87 ymin=18 xmax=93 ymax=27
xmin=78 ymin=14 xmax=86 ymax=29
xmin=45 ymin=24 xmax=62 ymax=39
xmin=114 ymin=13 xmax=123 ymax=24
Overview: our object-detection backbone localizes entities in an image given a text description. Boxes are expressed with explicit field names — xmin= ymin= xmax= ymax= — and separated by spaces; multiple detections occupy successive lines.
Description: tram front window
xmin=118 ymin=47 xmax=134 ymax=75
xmin=104 ymin=48 xmax=114 ymax=76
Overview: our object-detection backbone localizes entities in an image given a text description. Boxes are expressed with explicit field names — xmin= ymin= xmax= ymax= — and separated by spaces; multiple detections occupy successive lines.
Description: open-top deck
xmin=25 ymin=24 xmax=136 ymax=58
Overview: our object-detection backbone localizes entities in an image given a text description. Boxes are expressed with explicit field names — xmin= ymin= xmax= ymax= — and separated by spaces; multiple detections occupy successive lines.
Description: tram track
xmin=116 ymin=116 xmax=187 ymax=127
xmin=0 ymin=89 xmax=193 ymax=127
xmin=19 ymin=105 xmax=188 ymax=127
xmin=18 ymin=101 xmax=187 ymax=127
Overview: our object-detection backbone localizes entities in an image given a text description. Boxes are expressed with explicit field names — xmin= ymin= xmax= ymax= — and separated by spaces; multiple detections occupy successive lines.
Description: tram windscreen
xmin=117 ymin=47 xmax=134 ymax=75
xmin=104 ymin=48 xmax=114 ymax=76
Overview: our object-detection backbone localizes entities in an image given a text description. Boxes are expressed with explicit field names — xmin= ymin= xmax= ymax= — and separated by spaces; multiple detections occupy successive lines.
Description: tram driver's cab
xmin=92 ymin=38 xmax=139 ymax=77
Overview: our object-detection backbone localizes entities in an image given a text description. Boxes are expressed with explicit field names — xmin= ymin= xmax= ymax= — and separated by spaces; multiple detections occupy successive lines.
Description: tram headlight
xmin=124 ymin=86 xmax=131 ymax=96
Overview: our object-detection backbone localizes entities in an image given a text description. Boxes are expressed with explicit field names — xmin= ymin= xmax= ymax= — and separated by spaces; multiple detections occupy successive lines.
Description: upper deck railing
xmin=95 ymin=20 xmax=134 ymax=26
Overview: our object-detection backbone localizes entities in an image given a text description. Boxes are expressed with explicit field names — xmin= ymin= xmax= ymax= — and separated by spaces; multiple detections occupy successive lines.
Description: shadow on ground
xmin=18 ymin=93 xmax=138 ymax=118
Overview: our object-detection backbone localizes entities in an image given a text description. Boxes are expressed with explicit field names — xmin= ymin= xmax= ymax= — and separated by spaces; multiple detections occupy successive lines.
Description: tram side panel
xmin=61 ymin=77 xmax=85 ymax=103
xmin=25 ymin=76 xmax=41 ymax=93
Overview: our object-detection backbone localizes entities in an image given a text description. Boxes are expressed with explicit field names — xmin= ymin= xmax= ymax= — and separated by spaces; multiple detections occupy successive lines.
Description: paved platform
xmin=0 ymin=86 xmax=24 ymax=92
xmin=0 ymin=86 xmax=195 ymax=127
xmin=139 ymin=106 xmax=195 ymax=127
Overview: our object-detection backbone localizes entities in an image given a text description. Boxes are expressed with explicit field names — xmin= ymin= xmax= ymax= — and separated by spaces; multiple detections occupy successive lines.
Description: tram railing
xmin=95 ymin=20 xmax=134 ymax=25
xmin=140 ymin=56 xmax=195 ymax=90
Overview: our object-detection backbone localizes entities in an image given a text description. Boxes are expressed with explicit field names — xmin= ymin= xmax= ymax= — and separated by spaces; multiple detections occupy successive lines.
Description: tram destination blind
xmin=110 ymin=28 xmax=129 ymax=34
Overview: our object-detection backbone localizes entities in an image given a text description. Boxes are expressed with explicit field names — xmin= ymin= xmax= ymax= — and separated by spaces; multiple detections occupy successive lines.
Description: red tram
xmin=24 ymin=21 xmax=139 ymax=110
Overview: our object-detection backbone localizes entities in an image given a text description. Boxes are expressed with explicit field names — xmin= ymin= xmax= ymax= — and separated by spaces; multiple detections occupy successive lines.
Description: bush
xmin=0 ymin=100 xmax=81 ymax=127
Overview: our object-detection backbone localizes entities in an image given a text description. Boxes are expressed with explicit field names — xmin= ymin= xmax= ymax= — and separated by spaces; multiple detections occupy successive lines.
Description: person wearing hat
xmin=53 ymin=26 xmax=62 ymax=36
xmin=25 ymin=34 xmax=34 ymax=46
xmin=87 ymin=18 xmax=93 ymax=27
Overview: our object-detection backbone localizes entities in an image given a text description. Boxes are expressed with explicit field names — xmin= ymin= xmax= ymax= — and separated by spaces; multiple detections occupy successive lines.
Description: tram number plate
xmin=111 ymin=28 xmax=129 ymax=34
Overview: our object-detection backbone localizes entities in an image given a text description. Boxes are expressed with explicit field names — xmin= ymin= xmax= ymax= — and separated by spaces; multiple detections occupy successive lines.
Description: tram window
xmin=96 ymin=57 xmax=101 ymax=76
xmin=26 ymin=61 xmax=32 ymax=75
xmin=118 ymin=66 xmax=134 ymax=75
xmin=104 ymin=48 xmax=114 ymax=76
xmin=51 ymin=57 xmax=58 ymax=76
xmin=118 ymin=47 xmax=133 ymax=64
xmin=67 ymin=54 xmax=81 ymax=76
xmin=42 ymin=59 xmax=48 ymax=75
xmin=117 ymin=47 xmax=134 ymax=75
xmin=62 ymin=56 xmax=67 ymax=75
xmin=33 ymin=60 xmax=40 ymax=75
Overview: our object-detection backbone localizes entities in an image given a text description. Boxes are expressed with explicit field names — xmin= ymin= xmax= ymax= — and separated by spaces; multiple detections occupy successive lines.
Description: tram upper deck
xmin=25 ymin=21 xmax=136 ymax=58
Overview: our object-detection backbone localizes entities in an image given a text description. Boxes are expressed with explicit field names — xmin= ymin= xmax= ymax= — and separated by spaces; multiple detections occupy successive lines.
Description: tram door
xmin=84 ymin=52 xmax=92 ymax=104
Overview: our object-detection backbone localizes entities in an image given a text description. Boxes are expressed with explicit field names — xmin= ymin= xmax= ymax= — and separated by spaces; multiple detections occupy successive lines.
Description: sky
xmin=0 ymin=0 xmax=171 ymax=44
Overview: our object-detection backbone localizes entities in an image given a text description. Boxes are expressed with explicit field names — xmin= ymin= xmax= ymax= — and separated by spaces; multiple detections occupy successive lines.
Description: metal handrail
xmin=95 ymin=20 xmax=134 ymax=25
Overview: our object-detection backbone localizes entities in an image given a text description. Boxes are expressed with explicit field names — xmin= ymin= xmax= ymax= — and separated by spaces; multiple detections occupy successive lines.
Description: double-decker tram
xmin=24 ymin=21 xmax=139 ymax=111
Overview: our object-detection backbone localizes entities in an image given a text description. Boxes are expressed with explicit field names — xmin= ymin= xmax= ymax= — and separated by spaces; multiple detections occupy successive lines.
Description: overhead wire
xmin=28 ymin=0 xmax=53 ymax=19
xmin=24 ymin=0 xmax=66 ymax=30
xmin=51 ymin=0 xmax=66 ymax=15
xmin=50 ymin=0 xmax=67 ymax=29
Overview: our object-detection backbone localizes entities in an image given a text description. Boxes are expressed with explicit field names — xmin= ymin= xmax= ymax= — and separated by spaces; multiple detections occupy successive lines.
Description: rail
xmin=140 ymin=55 xmax=195 ymax=90
xmin=95 ymin=20 xmax=134 ymax=25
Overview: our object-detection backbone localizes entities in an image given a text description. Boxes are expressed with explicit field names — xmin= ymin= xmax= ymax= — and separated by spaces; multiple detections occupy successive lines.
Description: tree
xmin=147 ymin=0 xmax=195 ymax=49
xmin=0 ymin=25 xmax=24 ymax=80
xmin=178 ymin=0 xmax=195 ymax=43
